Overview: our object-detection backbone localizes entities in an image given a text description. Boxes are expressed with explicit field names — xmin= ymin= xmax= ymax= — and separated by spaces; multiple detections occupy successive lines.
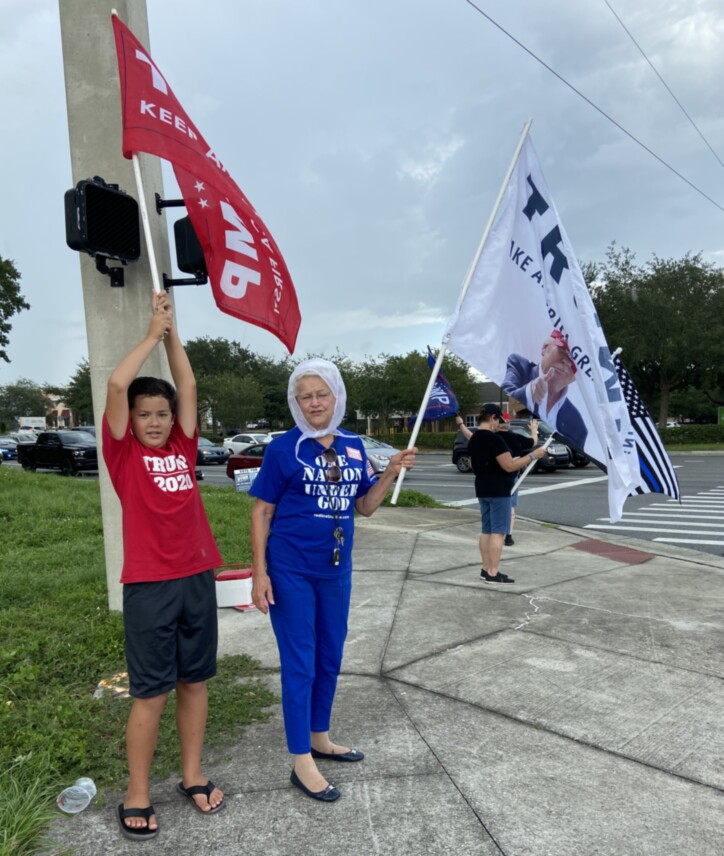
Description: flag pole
xmin=510 ymin=435 xmax=553 ymax=494
xmin=390 ymin=118 xmax=533 ymax=505
xmin=446 ymin=117 xmax=532 ymax=314
xmin=389 ymin=344 xmax=450 ymax=504
xmin=111 ymin=8 xmax=161 ymax=295
xmin=131 ymin=153 xmax=163 ymax=294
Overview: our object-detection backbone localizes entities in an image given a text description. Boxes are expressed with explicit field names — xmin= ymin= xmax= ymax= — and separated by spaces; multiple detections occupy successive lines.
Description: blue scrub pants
xmin=268 ymin=566 xmax=352 ymax=755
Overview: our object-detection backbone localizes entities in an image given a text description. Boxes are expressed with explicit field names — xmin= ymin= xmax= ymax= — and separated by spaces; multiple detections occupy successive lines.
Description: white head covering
xmin=287 ymin=358 xmax=348 ymax=462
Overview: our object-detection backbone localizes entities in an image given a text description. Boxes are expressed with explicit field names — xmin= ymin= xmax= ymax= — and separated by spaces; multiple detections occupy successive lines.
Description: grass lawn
xmin=0 ymin=468 xmax=275 ymax=855
xmin=0 ymin=465 xmax=441 ymax=854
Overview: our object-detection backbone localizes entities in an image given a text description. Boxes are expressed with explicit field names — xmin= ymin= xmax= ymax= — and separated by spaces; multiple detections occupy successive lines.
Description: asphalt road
xmin=402 ymin=451 xmax=724 ymax=558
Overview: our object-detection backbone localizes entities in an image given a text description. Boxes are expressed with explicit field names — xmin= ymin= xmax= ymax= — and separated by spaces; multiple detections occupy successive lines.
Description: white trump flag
xmin=445 ymin=135 xmax=642 ymax=522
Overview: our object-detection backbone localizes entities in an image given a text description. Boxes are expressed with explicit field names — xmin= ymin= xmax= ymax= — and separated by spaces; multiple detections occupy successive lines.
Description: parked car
xmin=518 ymin=420 xmax=590 ymax=468
xmin=359 ymin=435 xmax=402 ymax=475
xmin=226 ymin=443 xmax=267 ymax=479
xmin=12 ymin=430 xmax=38 ymax=445
xmin=223 ymin=432 xmax=269 ymax=454
xmin=0 ymin=435 xmax=19 ymax=460
xmin=196 ymin=437 xmax=229 ymax=465
xmin=452 ymin=422 xmax=570 ymax=474
xmin=18 ymin=430 xmax=98 ymax=476
xmin=508 ymin=420 xmax=570 ymax=471
xmin=72 ymin=425 xmax=96 ymax=437
xmin=562 ymin=443 xmax=590 ymax=467
xmin=452 ymin=430 xmax=473 ymax=473
xmin=262 ymin=430 xmax=288 ymax=443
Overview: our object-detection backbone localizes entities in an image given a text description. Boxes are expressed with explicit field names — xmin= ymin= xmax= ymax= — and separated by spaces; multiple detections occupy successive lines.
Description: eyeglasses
xmin=296 ymin=390 xmax=332 ymax=405
xmin=322 ymin=447 xmax=344 ymax=566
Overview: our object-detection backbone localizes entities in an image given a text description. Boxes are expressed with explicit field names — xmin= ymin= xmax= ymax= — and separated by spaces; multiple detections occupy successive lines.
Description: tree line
xmin=2 ymin=248 xmax=723 ymax=432
xmin=586 ymin=245 xmax=724 ymax=426
xmin=0 ymin=347 xmax=482 ymax=435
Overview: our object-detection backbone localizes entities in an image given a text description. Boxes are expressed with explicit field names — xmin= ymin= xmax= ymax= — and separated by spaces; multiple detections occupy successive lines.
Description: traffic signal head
xmin=65 ymin=177 xmax=140 ymax=262
xmin=173 ymin=216 xmax=207 ymax=275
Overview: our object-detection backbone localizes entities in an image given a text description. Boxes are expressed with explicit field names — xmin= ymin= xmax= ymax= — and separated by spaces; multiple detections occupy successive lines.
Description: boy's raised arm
xmin=162 ymin=316 xmax=197 ymax=439
xmin=105 ymin=292 xmax=172 ymax=440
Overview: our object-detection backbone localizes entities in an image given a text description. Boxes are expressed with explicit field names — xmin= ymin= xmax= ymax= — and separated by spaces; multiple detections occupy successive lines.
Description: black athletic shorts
xmin=123 ymin=569 xmax=218 ymax=698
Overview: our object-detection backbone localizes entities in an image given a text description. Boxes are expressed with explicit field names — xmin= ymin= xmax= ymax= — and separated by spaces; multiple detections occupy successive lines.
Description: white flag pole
xmin=390 ymin=118 xmax=533 ymax=505
xmin=389 ymin=344 xmax=450 ymax=504
xmin=510 ymin=435 xmax=553 ymax=494
xmin=444 ymin=117 xmax=532 ymax=316
xmin=131 ymin=153 xmax=163 ymax=294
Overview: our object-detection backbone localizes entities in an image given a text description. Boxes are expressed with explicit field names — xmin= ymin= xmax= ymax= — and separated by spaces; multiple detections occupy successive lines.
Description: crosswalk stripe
xmin=588 ymin=486 xmax=724 ymax=537
xmin=620 ymin=511 xmax=724 ymax=519
xmin=665 ymin=499 xmax=724 ymax=504
xmin=585 ymin=524 xmax=724 ymax=537
xmin=594 ymin=518 xmax=724 ymax=528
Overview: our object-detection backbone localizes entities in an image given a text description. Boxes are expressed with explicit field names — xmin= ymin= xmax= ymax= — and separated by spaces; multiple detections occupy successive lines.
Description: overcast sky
xmin=2 ymin=0 xmax=723 ymax=387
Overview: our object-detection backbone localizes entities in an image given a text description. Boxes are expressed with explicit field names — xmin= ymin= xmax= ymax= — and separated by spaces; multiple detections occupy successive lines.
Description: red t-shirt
xmin=102 ymin=416 xmax=222 ymax=583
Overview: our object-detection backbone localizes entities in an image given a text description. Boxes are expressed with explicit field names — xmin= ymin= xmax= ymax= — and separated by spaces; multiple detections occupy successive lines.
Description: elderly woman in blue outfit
xmin=250 ymin=359 xmax=417 ymax=803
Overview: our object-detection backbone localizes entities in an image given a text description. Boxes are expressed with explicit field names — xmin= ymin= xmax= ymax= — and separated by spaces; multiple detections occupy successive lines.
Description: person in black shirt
xmin=456 ymin=405 xmax=544 ymax=583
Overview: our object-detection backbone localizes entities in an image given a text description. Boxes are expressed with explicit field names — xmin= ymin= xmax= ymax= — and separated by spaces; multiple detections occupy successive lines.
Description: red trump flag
xmin=112 ymin=14 xmax=300 ymax=352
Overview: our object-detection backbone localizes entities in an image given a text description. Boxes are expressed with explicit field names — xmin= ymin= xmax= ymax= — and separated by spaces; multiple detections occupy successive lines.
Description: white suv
xmin=223 ymin=433 xmax=269 ymax=454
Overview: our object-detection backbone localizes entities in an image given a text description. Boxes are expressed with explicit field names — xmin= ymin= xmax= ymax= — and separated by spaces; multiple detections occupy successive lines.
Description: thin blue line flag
xmin=613 ymin=353 xmax=681 ymax=501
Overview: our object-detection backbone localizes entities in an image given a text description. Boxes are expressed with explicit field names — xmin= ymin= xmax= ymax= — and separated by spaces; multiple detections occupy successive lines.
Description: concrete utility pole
xmin=59 ymin=0 xmax=173 ymax=611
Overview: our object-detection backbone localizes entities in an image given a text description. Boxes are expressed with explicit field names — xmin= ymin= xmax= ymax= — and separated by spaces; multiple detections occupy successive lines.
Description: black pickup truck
xmin=18 ymin=430 xmax=98 ymax=476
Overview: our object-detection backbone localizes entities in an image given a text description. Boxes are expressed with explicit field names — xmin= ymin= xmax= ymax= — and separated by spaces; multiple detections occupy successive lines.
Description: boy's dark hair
xmin=128 ymin=377 xmax=177 ymax=413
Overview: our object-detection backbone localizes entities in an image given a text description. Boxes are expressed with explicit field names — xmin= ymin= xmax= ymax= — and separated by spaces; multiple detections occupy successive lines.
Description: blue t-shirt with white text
xmin=249 ymin=427 xmax=376 ymax=577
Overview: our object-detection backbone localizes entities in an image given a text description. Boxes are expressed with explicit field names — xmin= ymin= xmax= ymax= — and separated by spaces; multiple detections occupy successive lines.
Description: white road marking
xmin=653 ymin=537 xmax=724 ymax=546
xmin=444 ymin=474 xmax=609 ymax=506
xmin=585 ymin=524 xmax=724 ymax=536
xmin=613 ymin=511 xmax=724 ymax=520
xmin=592 ymin=518 xmax=724 ymax=529
xmin=519 ymin=476 xmax=609 ymax=495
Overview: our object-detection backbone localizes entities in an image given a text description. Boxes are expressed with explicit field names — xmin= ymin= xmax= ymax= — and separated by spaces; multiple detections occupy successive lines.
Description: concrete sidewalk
xmin=51 ymin=508 xmax=724 ymax=855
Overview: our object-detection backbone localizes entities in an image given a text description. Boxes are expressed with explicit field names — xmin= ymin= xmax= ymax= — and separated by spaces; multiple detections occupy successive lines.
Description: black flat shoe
xmin=290 ymin=769 xmax=340 ymax=802
xmin=311 ymin=748 xmax=364 ymax=762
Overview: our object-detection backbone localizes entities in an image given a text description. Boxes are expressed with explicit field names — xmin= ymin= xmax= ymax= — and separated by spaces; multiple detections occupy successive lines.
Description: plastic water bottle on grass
xmin=57 ymin=777 xmax=96 ymax=814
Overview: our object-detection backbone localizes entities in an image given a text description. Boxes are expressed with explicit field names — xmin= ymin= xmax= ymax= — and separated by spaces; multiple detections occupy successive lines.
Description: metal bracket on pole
xmin=155 ymin=193 xmax=186 ymax=214
xmin=162 ymin=271 xmax=209 ymax=289
xmin=95 ymin=255 xmax=125 ymax=287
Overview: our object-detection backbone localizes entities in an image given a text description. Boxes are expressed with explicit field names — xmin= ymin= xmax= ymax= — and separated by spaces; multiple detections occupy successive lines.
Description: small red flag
xmin=112 ymin=14 xmax=300 ymax=352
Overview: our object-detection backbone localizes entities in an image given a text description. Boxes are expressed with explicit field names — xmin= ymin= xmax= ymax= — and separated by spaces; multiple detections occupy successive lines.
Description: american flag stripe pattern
xmin=613 ymin=354 xmax=681 ymax=501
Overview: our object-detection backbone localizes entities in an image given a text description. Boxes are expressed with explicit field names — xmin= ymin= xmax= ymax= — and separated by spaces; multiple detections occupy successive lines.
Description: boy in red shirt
xmin=104 ymin=292 xmax=224 ymax=840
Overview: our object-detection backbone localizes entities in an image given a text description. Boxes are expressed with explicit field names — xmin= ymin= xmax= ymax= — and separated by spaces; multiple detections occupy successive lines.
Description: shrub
xmin=658 ymin=424 xmax=724 ymax=445
xmin=375 ymin=431 xmax=456 ymax=450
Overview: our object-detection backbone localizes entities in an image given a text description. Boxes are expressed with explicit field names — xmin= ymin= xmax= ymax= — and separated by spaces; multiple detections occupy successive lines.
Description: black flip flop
xmin=117 ymin=804 xmax=158 ymax=840
xmin=176 ymin=780 xmax=225 ymax=815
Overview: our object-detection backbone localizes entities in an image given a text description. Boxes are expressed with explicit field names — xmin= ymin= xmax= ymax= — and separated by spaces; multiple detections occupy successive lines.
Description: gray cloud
xmin=1 ymin=0 xmax=723 ymax=385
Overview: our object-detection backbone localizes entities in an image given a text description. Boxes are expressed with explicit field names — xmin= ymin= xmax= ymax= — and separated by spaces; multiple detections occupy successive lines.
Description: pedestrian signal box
xmin=173 ymin=216 xmax=207 ymax=275
xmin=65 ymin=177 xmax=140 ymax=262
